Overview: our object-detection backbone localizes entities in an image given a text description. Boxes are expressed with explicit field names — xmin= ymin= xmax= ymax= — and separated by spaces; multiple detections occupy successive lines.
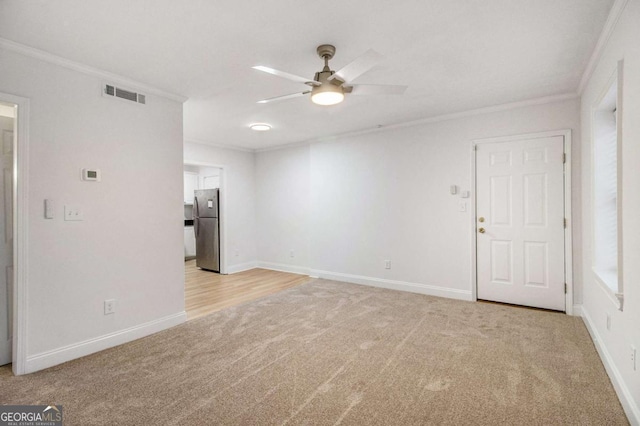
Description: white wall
xmin=197 ymin=166 xmax=221 ymax=189
xmin=256 ymin=98 xmax=581 ymax=300
xmin=0 ymin=49 xmax=186 ymax=371
xmin=579 ymin=0 xmax=640 ymax=421
xmin=255 ymin=145 xmax=310 ymax=274
xmin=183 ymin=141 xmax=257 ymax=272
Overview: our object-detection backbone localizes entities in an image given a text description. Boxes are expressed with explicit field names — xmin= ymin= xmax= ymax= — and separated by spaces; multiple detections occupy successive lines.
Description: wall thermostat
xmin=81 ymin=168 xmax=101 ymax=181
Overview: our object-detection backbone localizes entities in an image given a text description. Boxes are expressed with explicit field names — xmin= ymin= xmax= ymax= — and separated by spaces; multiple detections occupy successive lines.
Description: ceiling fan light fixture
xmin=310 ymin=84 xmax=345 ymax=106
xmin=249 ymin=123 xmax=272 ymax=131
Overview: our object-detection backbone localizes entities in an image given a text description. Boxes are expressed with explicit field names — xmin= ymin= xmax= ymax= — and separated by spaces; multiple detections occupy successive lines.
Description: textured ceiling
xmin=0 ymin=0 xmax=613 ymax=149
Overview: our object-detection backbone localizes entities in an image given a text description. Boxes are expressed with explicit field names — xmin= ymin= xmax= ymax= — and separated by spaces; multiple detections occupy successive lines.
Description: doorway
xmin=473 ymin=131 xmax=573 ymax=313
xmin=183 ymin=163 xmax=225 ymax=272
xmin=0 ymin=102 xmax=15 ymax=366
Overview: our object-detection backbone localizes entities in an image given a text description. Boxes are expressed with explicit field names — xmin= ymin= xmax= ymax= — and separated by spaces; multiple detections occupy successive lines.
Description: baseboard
xmin=572 ymin=304 xmax=583 ymax=316
xmin=581 ymin=307 xmax=639 ymax=425
xmin=311 ymin=269 xmax=473 ymax=301
xmin=226 ymin=261 xmax=258 ymax=274
xmin=257 ymin=261 xmax=311 ymax=276
xmin=24 ymin=311 xmax=187 ymax=374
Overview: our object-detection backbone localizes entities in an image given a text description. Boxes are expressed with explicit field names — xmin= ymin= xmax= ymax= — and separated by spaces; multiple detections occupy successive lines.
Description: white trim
xmin=563 ymin=130 xmax=574 ymax=315
xmin=616 ymin=60 xmax=624 ymax=300
xmin=255 ymin=93 xmax=579 ymax=153
xmin=471 ymin=129 xmax=573 ymax=314
xmin=0 ymin=37 xmax=187 ymax=103
xmin=0 ymin=92 xmax=29 ymax=376
xmin=572 ymin=304 xmax=583 ymax=316
xmin=577 ymin=0 xmax=630 ymax=94
xmin=184 ymin=138 xmax=254 ymax=153
xmin=183 ymin=161 xmax=228 ymax=275
xmin=24 ymin=312 xmax=186 ymax=374
xmin=311 ymin=269 xmax=473 ymax=301
xmin=590 ymin=65 xmax=624 ymax=311
xmin=257 ymin=261 xmax=310 ymax=276
xmin=470 ymin=143 xmax=478 ymax=302
xmin=226 ymin=261 xmax=259 ymax=274
xmin=592 ymin=270 xmax=623 ymax=310
xmin=581 ymin=306 xmax=639 ymax=424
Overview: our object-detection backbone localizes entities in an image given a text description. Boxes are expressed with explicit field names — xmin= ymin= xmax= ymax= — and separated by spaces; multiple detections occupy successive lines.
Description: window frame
xmin=591 ymin=60 xmax=624 ymax=310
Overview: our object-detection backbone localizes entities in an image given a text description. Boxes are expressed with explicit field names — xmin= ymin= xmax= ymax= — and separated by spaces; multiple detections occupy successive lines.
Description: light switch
xmin=458 ymin=201 xmax=467 ymax=212
xmin=64 ymin=206 xmax=84 ymax=221
xmin=44 ymin=199 xmax=55 ymax=219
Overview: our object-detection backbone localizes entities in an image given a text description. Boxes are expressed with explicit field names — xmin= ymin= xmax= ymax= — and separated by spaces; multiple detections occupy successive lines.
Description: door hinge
xmin=564 ymin=218 xmax=567 ymax=228
xmin=563 ymin=153 xmax=566 ymax=163
xmin=565 ymin=283 xmax=568 ymax=294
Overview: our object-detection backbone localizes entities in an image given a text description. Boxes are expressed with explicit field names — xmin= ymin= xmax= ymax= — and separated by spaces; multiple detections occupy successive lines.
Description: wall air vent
xmin=103 ymin=84 xmax=146 ymax=104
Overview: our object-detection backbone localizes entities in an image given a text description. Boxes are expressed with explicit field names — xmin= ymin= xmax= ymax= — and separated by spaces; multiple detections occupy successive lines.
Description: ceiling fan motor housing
xmin=313 ymin=70 xmax=341 ymax=86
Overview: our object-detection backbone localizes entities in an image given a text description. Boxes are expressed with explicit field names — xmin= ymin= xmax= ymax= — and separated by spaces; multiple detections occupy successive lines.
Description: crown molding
xmin=255 ymin=92 xmax=579 ymax=153
xmin=184 ymin=137 xmax=255 ymax=153
xmin=577 ymin=0 xmax=630 ymax=94
xmin=0 ymin=37 xmax=188 ymax=103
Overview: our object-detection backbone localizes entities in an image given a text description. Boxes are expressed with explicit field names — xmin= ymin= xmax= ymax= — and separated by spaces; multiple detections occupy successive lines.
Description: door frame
xmin=0 ymin=92 xmax=29 ymax=374
xmin=470 ymin=129 xmax=573 ymax=315
xmin=183 ymin=161 xmax=227 ymax=275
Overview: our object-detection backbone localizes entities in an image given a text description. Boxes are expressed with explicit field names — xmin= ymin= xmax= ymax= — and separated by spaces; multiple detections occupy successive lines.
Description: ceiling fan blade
xmin=329 ymin=49 xmax=384 ymax=83
xmin=345 ymin=84 xmax=407 ymax=96
xmin=257 ymin=91 xmax=311 ymax=104
xmin=252 ymin=66 xmax=320 ymax=86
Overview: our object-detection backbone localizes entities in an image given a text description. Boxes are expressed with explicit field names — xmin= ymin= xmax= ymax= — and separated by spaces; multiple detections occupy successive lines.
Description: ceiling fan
xmin=252 ymin=44 xmax=407 ymax=106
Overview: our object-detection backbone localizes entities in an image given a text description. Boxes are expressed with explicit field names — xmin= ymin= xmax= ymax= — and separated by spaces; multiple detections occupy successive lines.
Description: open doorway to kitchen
xmin=183 ymin=164 xmax=223 ymax=270
xmin=183 ymin=162 xmax=227 ymax=319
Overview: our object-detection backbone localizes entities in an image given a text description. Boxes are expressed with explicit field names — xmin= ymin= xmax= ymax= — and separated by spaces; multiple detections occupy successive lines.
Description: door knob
xmin=478 ymin=217 xmax=485 ymax=222
xmin=478 ymin=227 xmax=485 ymax=233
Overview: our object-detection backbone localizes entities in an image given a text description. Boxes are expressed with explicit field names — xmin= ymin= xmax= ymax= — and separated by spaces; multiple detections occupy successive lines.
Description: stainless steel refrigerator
xmin=193 ymin=189 xmax=220 ymax=272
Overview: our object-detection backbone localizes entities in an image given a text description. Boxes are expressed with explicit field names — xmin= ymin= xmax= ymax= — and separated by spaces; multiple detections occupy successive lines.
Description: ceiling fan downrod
xmin=317 ymin=44 xmax=336 ymax=73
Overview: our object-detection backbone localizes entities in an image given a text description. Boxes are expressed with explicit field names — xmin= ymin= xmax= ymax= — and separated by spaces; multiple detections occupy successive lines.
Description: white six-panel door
xmin=476 ymin=136 xmax=565 ymax=311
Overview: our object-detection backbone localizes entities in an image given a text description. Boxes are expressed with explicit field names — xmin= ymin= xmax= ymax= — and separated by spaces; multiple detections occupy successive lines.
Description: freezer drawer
xmin=195 ymin=217 xmax=219 ymax=272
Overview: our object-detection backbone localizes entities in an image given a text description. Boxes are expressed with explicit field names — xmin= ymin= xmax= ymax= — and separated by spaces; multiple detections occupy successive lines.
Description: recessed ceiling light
xmin=249 ymin=123 xmax=272 ymax=131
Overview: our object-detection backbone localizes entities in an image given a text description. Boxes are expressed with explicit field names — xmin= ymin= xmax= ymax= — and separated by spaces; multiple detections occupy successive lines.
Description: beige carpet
xmin=0 ymin=279 xmax=628 ymax=425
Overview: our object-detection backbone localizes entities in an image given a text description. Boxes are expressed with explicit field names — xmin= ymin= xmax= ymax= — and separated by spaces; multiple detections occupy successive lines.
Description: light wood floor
xmin=185 ymin=260 xmax=311 ymax=320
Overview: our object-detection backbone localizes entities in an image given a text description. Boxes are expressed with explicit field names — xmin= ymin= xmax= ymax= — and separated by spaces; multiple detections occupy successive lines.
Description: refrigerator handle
xmin=193 ymin=196 xmax=199 ymax=237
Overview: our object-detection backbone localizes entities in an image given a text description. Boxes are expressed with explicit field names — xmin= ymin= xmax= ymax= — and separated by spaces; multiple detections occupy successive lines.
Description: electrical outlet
xmin=290 ymin=249 xmax=295 ymax=258
xmin=632 ymin=346 xmax=637 ymax=371
xmin=64 ymin=205 xmax=83 ymax=221
xmin=384 ymin=260 xmax=391 ymax=269
xmin=458 ymin=201 xmax=467 ymax=212
xmin=606 ymin=313 xmax=611 ymax=331
xmin=104 ymin=299 xmax=117 ymax=315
